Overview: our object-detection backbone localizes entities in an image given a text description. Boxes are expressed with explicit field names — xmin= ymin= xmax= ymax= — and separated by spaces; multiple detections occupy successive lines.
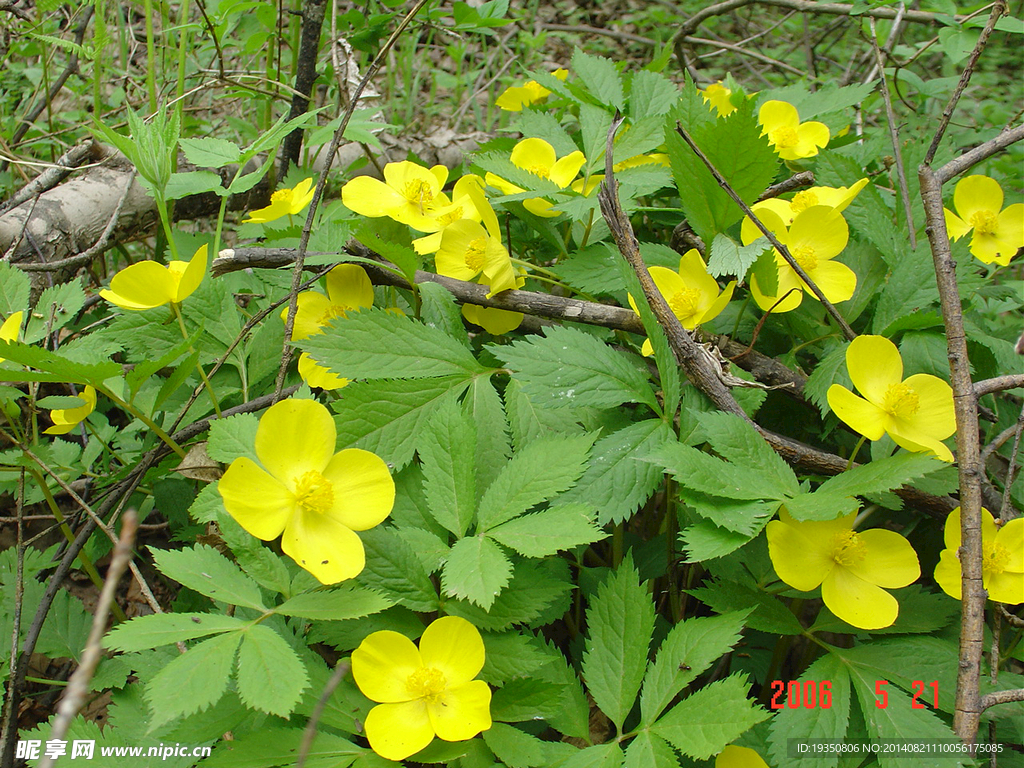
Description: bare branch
xmin=935 ymin=123 xmax=1024 ymax=185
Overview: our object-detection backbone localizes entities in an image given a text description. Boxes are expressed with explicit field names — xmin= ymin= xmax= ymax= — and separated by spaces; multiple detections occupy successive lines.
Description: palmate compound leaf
xmin=150 ymin=545 xmax=266 ymax=610
xmin=643 ymin=440 xmax=791 ymax=502
xmin=104 ymin=613 xmax=247 ymax=653
xmin=235 ymin=624 xmax=309 ymax=717
xmin=581 ymin=556 xmax=655 ymax=730
xmin=489 ymin=324 xmax=660 ymax=412
xmin=440 ymin=535 xmax=512 ymax=610
xmin=694 ymin=411 xmax=800 ymax=496
xmin=420 ymin=396 xmax=477 ymax=537
xmin=487 ymin=503 xmax=606 ymax=558
xmin=146 ymin=632 xmax=242 ymax=729
xmin=357 ymin=527 xmax=438 ymax=613
xmin=650 ymin=674 xmax=770 ymax=760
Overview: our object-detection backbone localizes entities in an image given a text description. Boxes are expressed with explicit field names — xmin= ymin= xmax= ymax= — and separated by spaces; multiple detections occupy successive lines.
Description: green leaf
xmin=441 ymin=535 xmax=512 ymax=610
xmin=275 ymin=584 xmax=392 ymax=620
xmin=358 ymin=527 xmax=438 ymax=612
xmin=165 ymin=170 xmax=226 ymax=200
xmin=151 ymin=545 xmax=266 ymax=610
xmin=628 ymin=70 xmax=677 ymax=119
xmin=504 ymin=378 xmax=585 ymax=451
xmin=761 ymin=81 xmax=876 ymax=122
xmin=40 ymin=590 xmax=91 ymax=662
xmin=35 ymin=395 xmax=89 ymax=409
xmin=0 ymin=341 xmax=120 ymax=384
xmin=446 ymin=558 xmax=573 ymax=631
xmin=644 ymin=441 xmax=789 ymax=501
xmin=178 ymin=137 xmax=241 ymax=168
xmin=420 ymin=397 xmax=477 ymax=536
xmin=236 ymin=624 xmax=308 ymax=717
xmin=216 ymin=511 xmax=291 ymax=595
xmin=480 ymin=632 xmax=551 ymax=685
xmin=650 ymin=674 xmax=770 ymax=760
xmin=640 ymin=610 xmax=750 ymax=725
xmin=813 ymin=453 xmax=945 ymax=505
xmin=572 ymin=48 xmax=624 ymax=111
xmin=688 ymin=578 xmax=803 ymax=635
xmin=513 ymin=110 xmax=579 ymax=157
xmin=463 ymin=375 xmax=510 ymax=496
xmin=125 ymin=329 xmax=200 ymax=401
xmin=680 ymin=521 xmax=755 ymax=562
xmin=488 ymin=503 xmax=605 ymax=557
xmin=0 ymin=262 xmax=31 ymax=317
xmin=354 ymin=218 xmax=421 ymax=284
xmin=418 ymin=280 xmax=470 ymax=349
xmin=706 ymin=233 xmax=769 ymax=279
xmin=146 ymin=632 xmax=241 ymax=728
xmin=767 ymin=653 xmax=852 ymax=768
xmin=624 ymin=732 xmax=678 ymax=768
xmin=332 ymin=376 xmax=471 ymax=471
xmin=581 ymin=557 xmax=655 ymax=729
xmin=695 ymin=411 xmax=800 ymax=497
xmin=804 ymin=341 xmax=851 ymax=416
xmin=491 ymin=325 xmax=658 ymax=411
xmin=302 ymin=308 xmax=486 ymax=380
xmin=25 ymin=280 xmax=86 ymax=344
xmin=476 ymin=432 xmax=595 ymax=530
xmin=206 ymin=726 xmax=359 ymax=768
xmin=562 ymin=743 xmax=624 ymax=768
xmin=776 ymin=490 xmax=860 ymax=522
xmin=840 ymin=637 xmax=959 ymax=715
xmin=104 ymin=613 xmax=246 ymax=652
xmin=483 ymin=723 xmax=547 ymax=768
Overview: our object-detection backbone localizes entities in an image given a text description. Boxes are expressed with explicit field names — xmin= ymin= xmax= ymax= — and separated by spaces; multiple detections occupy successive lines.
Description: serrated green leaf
xmin=39 ymin=590 xmax=91 ymax=662
xmin=332 ymin=376 xmax=470 ymax=471
xmin=235 ymin=624 xmax=308 ymax=717
xmin=463 ymin=375 xmax=510 ymax=496
xmin=483 ymin=723 xmax=546 ymax=768
xmin=644 ymin=441 xmax=789 ymax=501
xmin=503 ymin=378 xmax=585 ymax=451
xmin=354 ymin=218 xmax=421 ymax=284
xmin=104 ymin=613 xmax=246 ymax=652
xmin=572 ymin=48 xmax=624 ymax=111
xmin=125 ymin=329 xmax=200 ymax=401
xmin=640 ymin=610 xmax=750 ymax=725
xmin=688 ymin=578 xmax=803 ymax=635
xmin=770 ymin=489 xmax=860 ymax=522
xmin=488 ymin=503 xmax=605 ymax=557
xmin=215 ymin=510 xmax=292 ymax=595
xmin=767 ymin=653 xmax=852 ymax=768
xmin=513 ymin=110 xmax=579 ymax=157
xmin=900 ymin=331 xmax=951 ymax=379
xmin=446 ymin=558 xmax=573 ymax=631
xmin=151 ymin=545 xmax=266 ymax=610
xmin=562 ymin=742 xmax=624 ymax=768
xmin=805 ymin=341 xmax=851 ymax=416
xmin=480 ymin=632 xmax=551 ymax=685
xmin=25 ymin=280 xmax=86 ymax=344
xmin=490 ymin=676 xmax=574 ymax=723
xmin=146 ymin=632 xmax=241 ymax=729
xmin=165 ymin=170 xmax=225 ymax=200
xmin=441 ymin=535 xmax=512 ymax=609
xmin=680 ymin=521 xmax=754 ymax=561
xmin=179 ymin=137 xmax=241 ymax=168
xmin=628 ymin=70 xmax=677 ymax=118
xmin=695 ymin=411 xmax=799 ymax=496
xmin=624 ymin=731 xmax=678 ymax=768
xmin=357 ymin=527 xmax=438 ymax=612
xmin=420 ymin=397 xmax=477 ymax=536
xmin=189 ymin=482 xmax=225 ymax=524
xmin=301 ymin=308 xmax=486 ymax=380
xmin=0 ymin=262 xmax=31 ymax=317
xmin=418 ymin=280 xmax=470 ymax=349
xmin=35 ymin=395 xmax=89 ymax=409
xmin=0 ymin=341 xmax=120 ymax=384
xmin=707 ymin=233 xmax=770 ymax=279
xmin=840 ymin=637 xmax=959 ymax=715
xmin=477 ymin=151 xmax=562 ymax=193
xmin=815 ymin=453 xmax=945 ymax=504
xmin=274 ymin=584 xmax=392 ymax=620
xmin=651 ymin=674 xmax=770 ymax=759
xmin=491 ymin=325 xmax=658 ymax=411
xmin=581 ymin=558 xmax=655 ymax=729
xmin=763 ymin=80 xmax=876 ymax=122
xmin=205 ymin=726 xmax=359 ymax=768
xmin=476 ymin=432 xmax=594 ymax=530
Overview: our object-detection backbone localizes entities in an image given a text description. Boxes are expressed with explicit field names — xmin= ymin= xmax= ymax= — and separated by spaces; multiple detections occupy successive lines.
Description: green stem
xmin=142 ymin=0 xmax=158 ymax=112
xmin=846 ymin=434 xmax=867 ymax=471
xmin=172 ymin=302 xmax=222 ymax=418
xmin=100 ymin=388 xmax=186 ymax=458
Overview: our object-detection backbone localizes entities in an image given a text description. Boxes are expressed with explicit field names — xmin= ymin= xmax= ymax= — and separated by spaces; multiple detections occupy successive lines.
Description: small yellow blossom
xmin=767 ymin=508 xmax=920 ymax=630
xmin=352 ymin=616 xmax=492 ymax=761
xmin=282 ymin=264 xmax=374 ymax=342
xmin=0 ymin=311 xmax=23 ymax=363
xmin=412 ymin=174 xmax=486 ymax=255
xmin=100 ymin=245 xmax=207 ymax=311
xmin=943 ymin=175 xmax=1024 ymax=266
xmin=341 ymin=161 xmax=454 ymax=232
xmin=628 ymin=249 xmax=735 ymax=355
xmin=217 ymin=398 xmax=394 ymax=584
xmin=495 ymin=68 xmax=568 ymax=111
xmin=717 ymin=745 xmax=770 ymax=768
xmin=934 ymin=507 xmax=1024 ymax=604
xmin=44 ymin=386 xmax=97 ymax=436
xmin=485 ymin=138 xmax=585 ymax=218
xmin=702 ymin=82 xmax=737 ymax=117
xmin=748 ymin=179 xmax=869 ymax=227
xmin=758 ymin=100 xmax=830 ymax=160
xmin=244 ymin=178 xmax=315 ymax=224
xmin=827 ymin=335 xmax=956 ymax=462
xmin=741 ymin=205 xmax=856 ymax=313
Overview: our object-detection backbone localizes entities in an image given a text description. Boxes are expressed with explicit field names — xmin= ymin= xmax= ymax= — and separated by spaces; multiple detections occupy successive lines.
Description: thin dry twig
xmin=935 ymin=123 xmax=1024 ymax=185
xmin=0 ymin=142 xmax=101 ymax=216
xmin=295 ymin=660 xmax=351 ymax=768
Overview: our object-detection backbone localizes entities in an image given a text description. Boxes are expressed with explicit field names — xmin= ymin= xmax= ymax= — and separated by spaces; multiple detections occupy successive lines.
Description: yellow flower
xmin=748 ymin=179 xmax=870 ymax=227
xmin=495 ymin=68 xmax=567 ymax=111
xmin=282 ymin=264 xmax=374 ymax=342
xmin=826 ymin=335 xmax=956 ymax=462
xmin=0 ymin=311 xmax=23 ymax=363
xmin=485 ymin=138 xmax=586 ymax=218
xmin=934 ymin=507 xmax=1024 ymax=604
xmin=627 ymin=249 xmax=735 ymax=355
xmin=741 ymin=205 xmax=856 ymax=313
xmin=758 ymin=100 xmax=830 ymax=160
xmin=943 ymin=175 xmax=1024 ymax=266
xmin=702 ymin=82 xmax=737 ymax=117
xmin=351 ymin=616 xmax=492 ymax=761
xmin=244 ymin=178 xmax=315 ymax=224
xmin=217 ymin=398 xmax=394 ymax=584
xmin=767 ymin=508 xmax=920 ymax=630
xmin=341 ymin=161 xmax=454 ymax=232
xmin=99 ymin=245 xmax=207 ymax=311
xmin=412 ymin=174 xmax=486 ymax=255
xmin=716 ymin=745 xmax=770 ymax=768
xmin=44 ymin=386 xmax=96 ymax=436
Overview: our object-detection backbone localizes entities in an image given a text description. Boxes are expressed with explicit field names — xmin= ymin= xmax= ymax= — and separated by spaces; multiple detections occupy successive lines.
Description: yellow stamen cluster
xmin=791 ymin=190 xmax=819 ymax=212
xmin=969 ymin=210 xmax=998 ymax=236
xmin=669 ymin=287 xmax=702 ymax=319
xmin=983 ymin=543 xmax=1010 ymax=579
xmin=882 ymin=382 xmax=920 ymax=419
xmin=791 ymin=245 xmax=818 ymax=272
xmin=829 ymin=529 xmax=867 ymax=567
xmin=770 ymin=126 xmax=800 ymax=150
xmin=294 ymin=470 xmax=334 ymax=514
xmin=406 ymin=667 xmax=447 ymax=702
xmin=405 ymin=181 xmax=435 ymax=214
xmin=465 ymin=238 xmax=487 ymax=271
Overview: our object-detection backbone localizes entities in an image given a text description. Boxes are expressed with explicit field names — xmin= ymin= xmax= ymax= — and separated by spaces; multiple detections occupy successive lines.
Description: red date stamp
xmin=769 ymin=680 xmax=939 ymax=710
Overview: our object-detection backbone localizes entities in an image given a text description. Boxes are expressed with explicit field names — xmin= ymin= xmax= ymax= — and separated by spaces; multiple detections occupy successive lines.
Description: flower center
xmin=791 ymin=190 xmax=819 ymax=213
xmin=982 ymin=542 xmax=1010 ymax=579
xmin=438 ymin=206 xmax=464 ymax=226
xmin=465 ymin=237 xmax=487 ymax=272
xmin=829 ymin=529 xmax=867 ymax=567
xmin=969 ymin=210 xmax=998 ymax=236
xmin=668 ymin=287 xmax=702 ymax=321
xmin=791 ymin=245 xmax=818 ymax=272
xmin=770 ymin=126 xmax=800 ymax=149
xmin=882 ymin=382 xmax=920 ymax=419
xmin=406 ymin=667 xmax=447 ymax=702
xmin=294 ymin=470 xmax=334 ymax=515
xmin=524 ymin=163 xmax=549 ymax=178
xmin=404 ymin=180 xmax=435 ymax=214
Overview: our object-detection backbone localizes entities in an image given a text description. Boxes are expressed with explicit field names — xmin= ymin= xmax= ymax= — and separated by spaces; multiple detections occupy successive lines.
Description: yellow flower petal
xmin=996 ymin=519 xmax=1024 ymax=574
xmin=44 ymin=385 xmax=97 ymax=435
xmin=325 ymin=264 xmax=374 ymax=312
xmin=822 ymin=566 xmax=900 ymax=630
xmin=934 ymin=548 xmax=962 ymax=600
xmin=102 ymin=261 xmax=176 ymax=310
xmin=788 ymin=206 xmax=848 ymax=261
xmin=717 ymin=745 xmax=770 ymax=768
xmin=846 ymin=528 xmax=920 ymax=588
xmin=436 ymin=220 xmax=489 ymax=282
xmin=759 ymin=100 xmax=799 ymax=134
xmin=751 ymin=263 xmax=803 ymax=313
xmin=297 ymin=352 xmax=349 ymax=390
xmin=900 ymin=374 xmax=955 ymax=439
xmin=511 ymin=138 xmax=556 ymax=176
xmin=340 ymin=175 xmax=407 ymax=217
xmin=427 ymin=680 xmax=492 ymax=742
xmin=281 ymin=506 xmax=366 ymax=583
xmin=319 ymin=448 xmax=395 ymax=531
xmin=363 ymin=700 xmax=435 ymax=761
xmin=218 ymin=457 xmax=295 ymax=540
xmin=254 ymin=398 xmax=336 ymax=482
xmin=766 ymin=519 xmax=834 ymax=591
xmin=953 ymin=175 xmax=1003 ymax=224
xmin=418 ymin=616 xmax=485 ymax=686
xmin=944 ymin=207 xmax=971 ymax=241
xmin=805 ymin=259 xmax=856 ymax=304
xmin=287 ymin=292 xmax=333 ymax=341
xmin=461 ymin=304 xmax=523 ymax=335
xmin=827 ymin=385 xmax=887 ymax=441
xmin=0 ymin=310 xmax=22 ymax=346
xmin=790 ymin=120 xmax=830 ymax=159
xmin=741 ymin=201 xmax=789 ymax=245
xmin=173 ymin=245 xmax=207 ymax=303
xmin=699 ymin=280 xmax=736 ymax=325
xmin=352 ymin=629 xmax=423 ymax=703
xmin=845 ymin=335 xmax=903 ymax=405
xmin=549 ymin=151 xmax=586 ymax=189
